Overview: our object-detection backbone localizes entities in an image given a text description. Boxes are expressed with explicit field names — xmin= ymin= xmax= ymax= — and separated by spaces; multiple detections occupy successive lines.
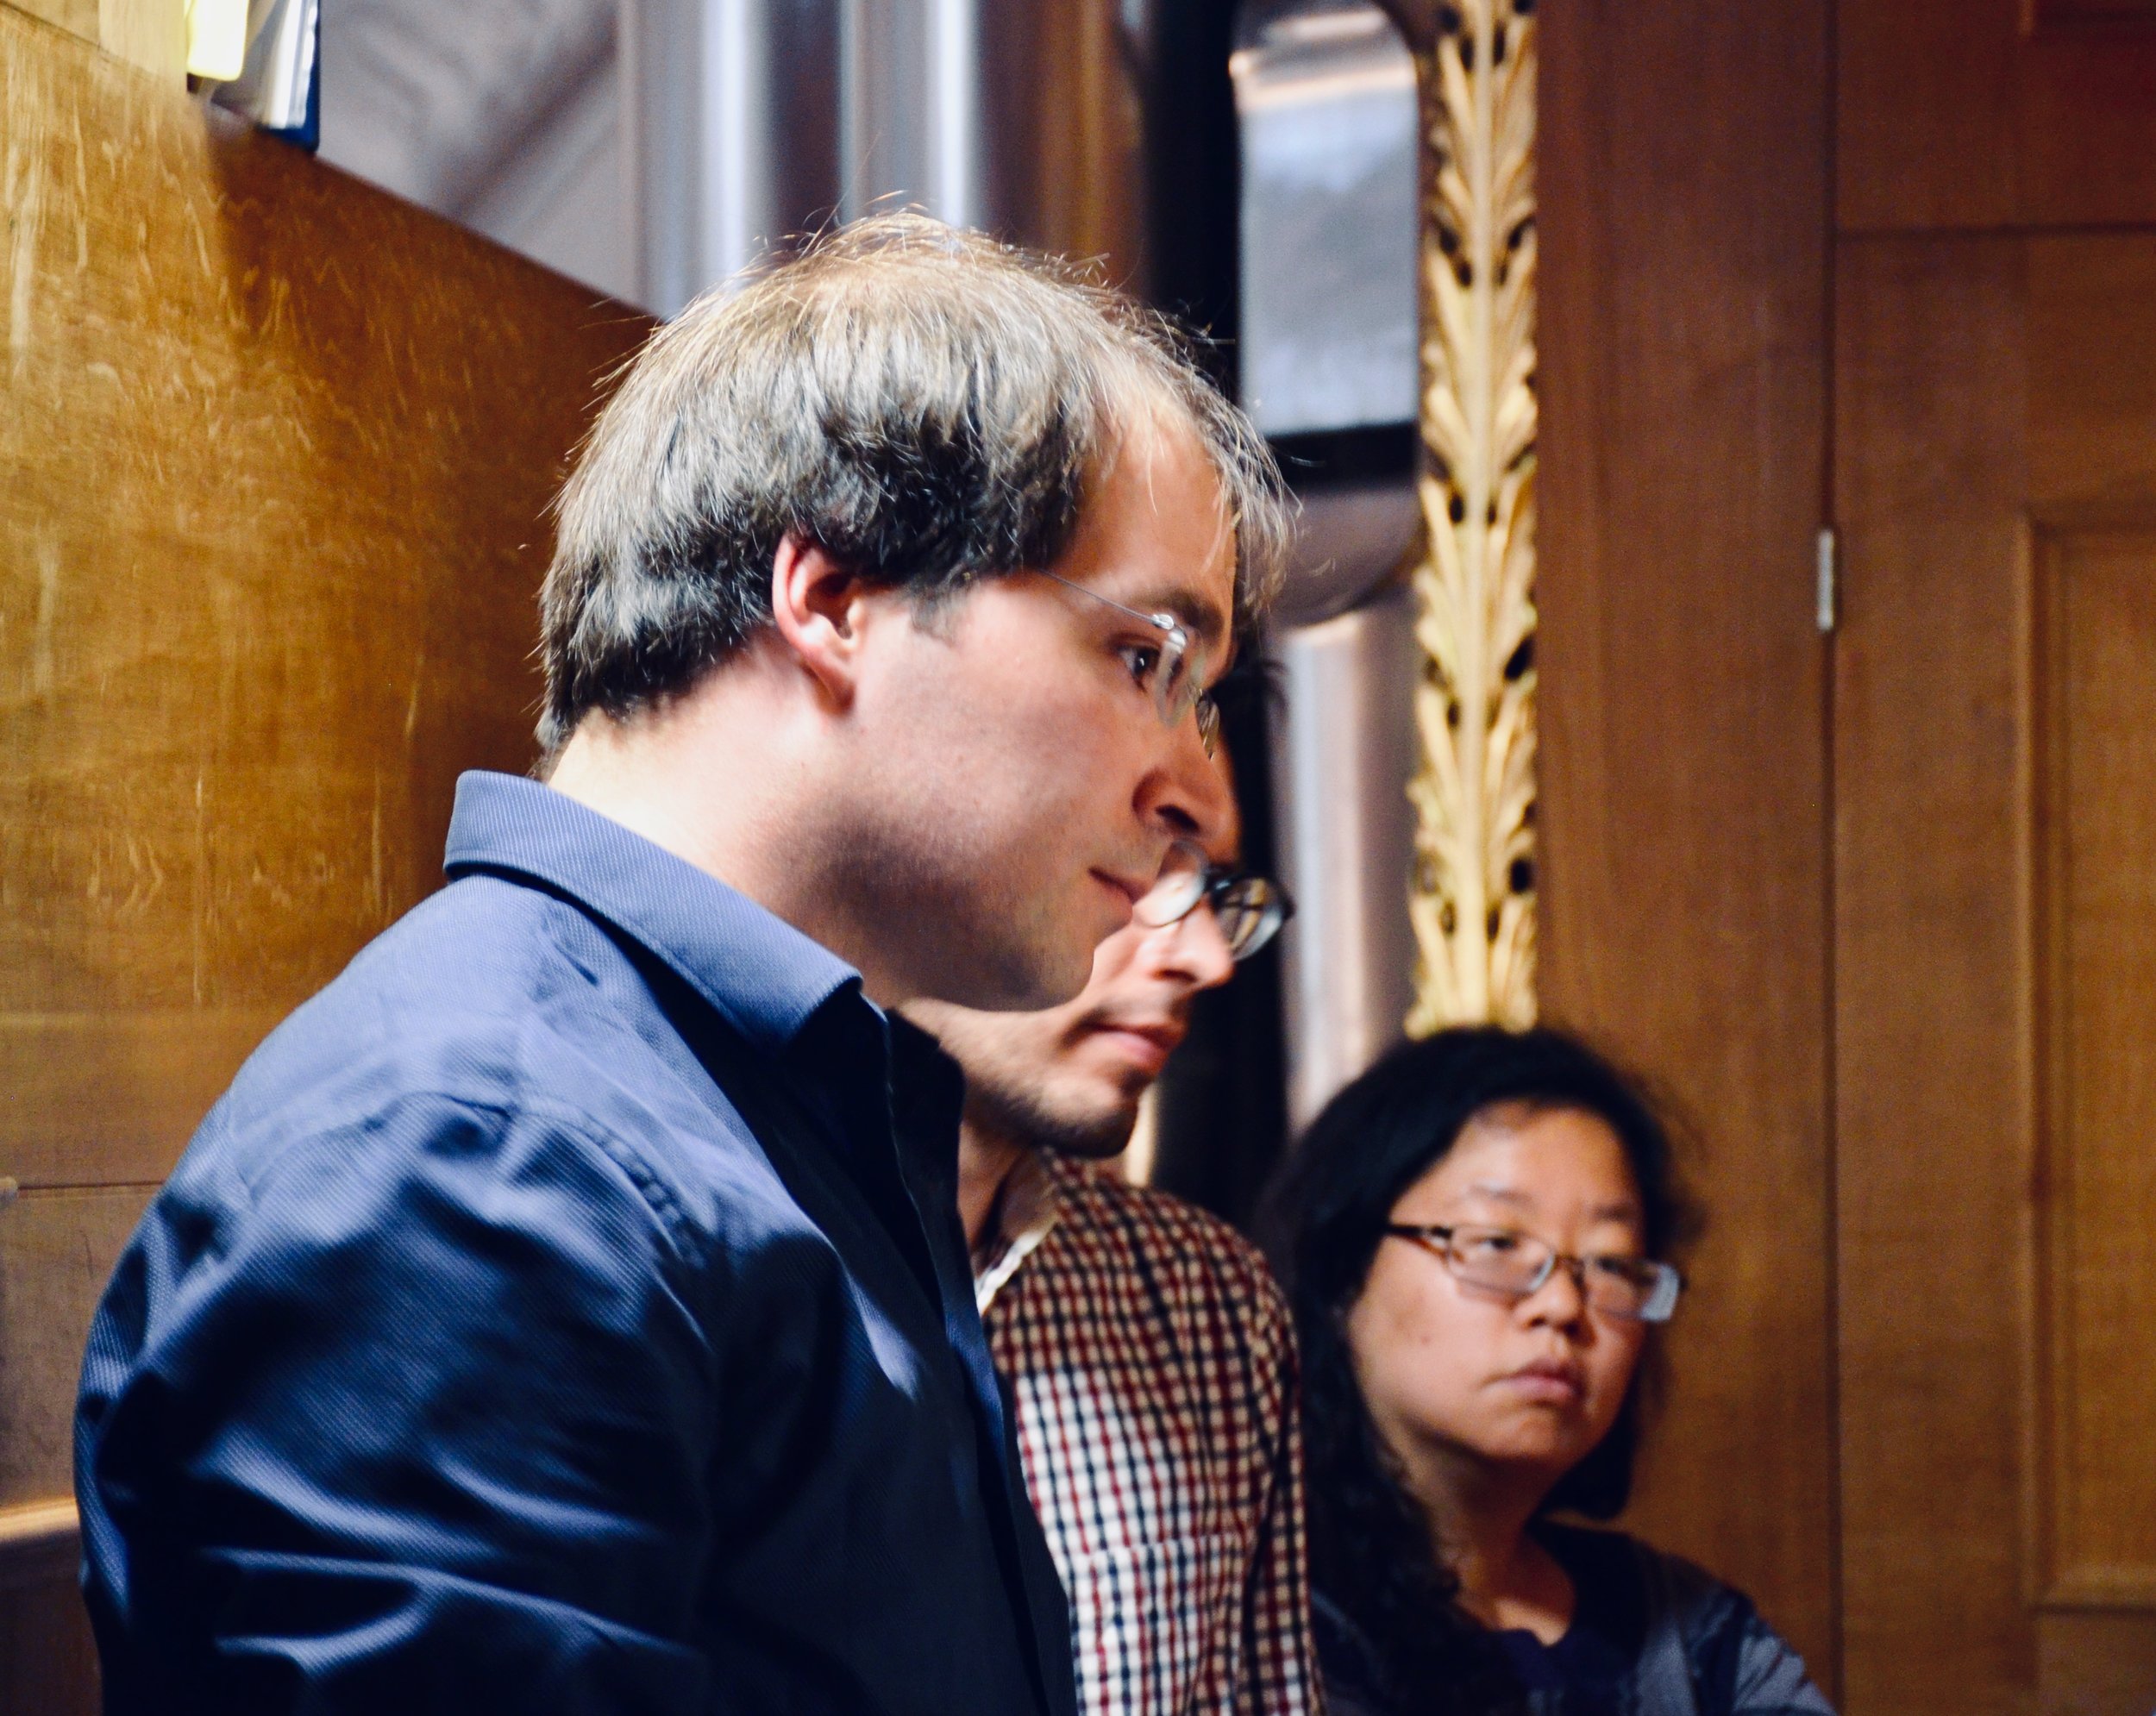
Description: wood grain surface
xmin=1834 ymin=229 xmax=2156 ymax=1716
xmin=1832 ymin=233 xmax=2030 ymax=1716
xmin=0 ymin=7 xmax=651 ymax=1699
xmin=3 ymin=0 xmax=183 ymax=82
xmin=1536 ymin=0 xmax=1838 ymax=1687
xmin=2039 ymin=522 xmax=2156 ymax=1612
xmin=5 ymin=0 xmax=95 ymax=47
xmin=0 ymin=4 xmax=649 ymax=1166
xmin=1838 ymin=0 xmax=2156 ymax=233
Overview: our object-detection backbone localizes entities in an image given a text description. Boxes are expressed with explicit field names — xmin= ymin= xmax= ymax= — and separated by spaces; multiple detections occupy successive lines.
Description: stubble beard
xmin=961 ymin=1034 xmax=1143 ymax=1163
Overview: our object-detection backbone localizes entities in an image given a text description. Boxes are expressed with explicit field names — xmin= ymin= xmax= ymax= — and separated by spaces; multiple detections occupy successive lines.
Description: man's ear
xmin=768 ymin=535 xmax=874 ymax=705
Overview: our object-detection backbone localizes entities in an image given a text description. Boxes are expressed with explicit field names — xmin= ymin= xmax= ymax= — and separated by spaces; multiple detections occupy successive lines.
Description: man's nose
xmin=1143 ymin=706 xmax=1235 ymax=849
xmin=1152 ymin=899 xmax=1237 ymax=991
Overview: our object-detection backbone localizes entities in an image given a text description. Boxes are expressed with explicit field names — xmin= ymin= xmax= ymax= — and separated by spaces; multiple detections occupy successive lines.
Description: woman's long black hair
xmin=1258 ymin=1026 xmax=1696 ymax=1713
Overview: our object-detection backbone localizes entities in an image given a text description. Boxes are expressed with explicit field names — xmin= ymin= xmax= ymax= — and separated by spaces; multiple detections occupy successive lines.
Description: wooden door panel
xmin=2040 ymin=1613 xmax=2156 ymax=1716
xmin=1539 ymin=0 xmax=1837 ymax=1682
xmin=1836 ymin=229 xmax=2156 ymax=1716
xmin=1839 ymin=0 xmax=2156 ymax=232
xmin=2036 ymin=523 xmax=2156 ymax=1612
xmin=1833 ymin=233 xmax=2032 ymax=1716
xmin=2028 ymin=241 xmax=2156 ymax=504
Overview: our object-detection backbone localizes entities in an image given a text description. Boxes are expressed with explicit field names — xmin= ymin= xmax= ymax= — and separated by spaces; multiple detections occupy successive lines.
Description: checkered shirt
xmin=976 ymin=1151 xmax=1322 ymax=1716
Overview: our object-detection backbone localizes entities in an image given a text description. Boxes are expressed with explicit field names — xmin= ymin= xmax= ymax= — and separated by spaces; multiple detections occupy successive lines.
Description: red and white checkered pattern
xmin=979 ymin=1154 xmax=1322 ymax=1716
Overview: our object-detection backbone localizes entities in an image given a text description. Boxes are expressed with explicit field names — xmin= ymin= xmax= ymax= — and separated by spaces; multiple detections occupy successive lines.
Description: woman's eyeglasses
xmin=1383 ymin=1222 xmax=1683 ymax=1323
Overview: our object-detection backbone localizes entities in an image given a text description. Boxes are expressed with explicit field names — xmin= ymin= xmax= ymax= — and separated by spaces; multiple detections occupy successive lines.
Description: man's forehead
xmin=1114 ymin=420 xmax=1238 ymax=654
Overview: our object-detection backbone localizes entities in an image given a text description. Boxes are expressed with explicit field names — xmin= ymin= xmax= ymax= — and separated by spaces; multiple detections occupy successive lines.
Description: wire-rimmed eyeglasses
xmin=1382 ymin=1222 xmax=1684 ymax=1324
xmin=1044 ymin=572 xmax=1220 ymax=757
xmin=1131 ymin=838 xmax=1294 ymax=962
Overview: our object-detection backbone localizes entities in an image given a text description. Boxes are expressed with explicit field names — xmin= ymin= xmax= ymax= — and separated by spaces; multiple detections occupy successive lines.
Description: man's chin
xmin=1037 ymin=1105 xmax=1142 ymax=1162
xmin=976 ymin=1079 xmax=1140 ymax=1162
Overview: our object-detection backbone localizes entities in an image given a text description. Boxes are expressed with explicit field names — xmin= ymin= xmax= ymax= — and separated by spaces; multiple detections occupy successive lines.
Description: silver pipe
xmin=930 ymin=0 xmax=981 ymax=228
xmin=632 ymin=0 xmax=1028 ymax=316
xmin=627 ymin=0 xmax=842 ymax=316
xmin=840 ymin=0 xmax=991 ymax=227
xmin=1270 ymin=586 xmax=1420 ymax=1133
xmin=1238 ymin=0 xmax=1423 ymax=1128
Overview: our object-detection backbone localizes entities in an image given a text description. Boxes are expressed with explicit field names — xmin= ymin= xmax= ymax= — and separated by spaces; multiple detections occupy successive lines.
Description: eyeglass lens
xmin=1149 ymin=629 xmax=1218 ymax=759
xmin=1130 ymin=842 xmax=1289 ymax=961
xmin=1438 ymin=1225 xmax=1679 ymax=1322
xmin=1132 ymin=842 xmax=1207 ymax=930
xmin=1039 ymin=572 xmax=1217 ymax=757
xmin=1209 ymin=879 xmax=1285 ymax=960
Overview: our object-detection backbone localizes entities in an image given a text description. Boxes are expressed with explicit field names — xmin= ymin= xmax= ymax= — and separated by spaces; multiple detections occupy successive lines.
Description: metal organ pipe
xmin=625 ymin=0 xmax=1029 ymax=316
xmin=1235 ymin=0 xmax=1424 ymax=1132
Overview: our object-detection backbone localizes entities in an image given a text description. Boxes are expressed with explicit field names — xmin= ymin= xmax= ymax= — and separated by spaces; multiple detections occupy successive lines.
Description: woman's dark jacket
xmin=1313 ymin=1525 xmax=1835 ymax=1716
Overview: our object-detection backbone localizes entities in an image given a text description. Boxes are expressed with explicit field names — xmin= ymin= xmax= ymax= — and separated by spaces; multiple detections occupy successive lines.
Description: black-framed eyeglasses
xmin=1131 ymin=838 xmax=1294 ymax=961
xmin=1044 ymin=572 xmax=1220 ymax=757
xmin=1382 ymin=1222 xmax=1683 ymax=1324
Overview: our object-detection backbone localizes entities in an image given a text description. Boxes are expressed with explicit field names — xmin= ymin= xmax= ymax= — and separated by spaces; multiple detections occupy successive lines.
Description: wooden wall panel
xmin=2027 ymin=241 xmax=2156 ymax=504
xmin=0 ymin=1 xmax=650 ymax=1187
xmin=2037 ymin=525 xmax=2156 ymax=1608
xmin=1838 ymin=0 xmax=2156 ymax=233
xmin=0 ymin=1011 xmax=285 ymax=1187
xmin=3 ymin=0 xmax=183 ymax=82
xmin=0 ymin=1187 xmax=155 ymax=1505
xmin=2040 ymin=1613 xmax=2156 ymax=1716
xmin=2034 ymin=0 xmax=2156 ymax=18
xmin=0 ymin=8 xmax=652 ymax=1701
xmin=1537 ymin=0 xmax=1837 ymax=1684
xmin=1834 ymin=229 xmax=2156 ymax=1716
xmin=5 ymin=0 xmax=94 ymax=46
xmin=0 ymin=1573 xmax=99 ymax=1715
xmin=1833 ymin=232 xmax=2030 ymax=1716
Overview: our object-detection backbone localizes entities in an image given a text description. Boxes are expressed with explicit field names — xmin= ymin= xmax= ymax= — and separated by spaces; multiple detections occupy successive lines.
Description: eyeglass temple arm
xmin=1041 ymin=570 xmax=1184 ymax=637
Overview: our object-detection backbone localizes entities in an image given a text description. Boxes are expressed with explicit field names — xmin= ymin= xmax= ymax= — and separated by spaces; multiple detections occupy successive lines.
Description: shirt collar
xmin=972 ymin=1149 xmax=1063 ymax=1312
xmin=442 ymin=770 xmax=862 ymax=1056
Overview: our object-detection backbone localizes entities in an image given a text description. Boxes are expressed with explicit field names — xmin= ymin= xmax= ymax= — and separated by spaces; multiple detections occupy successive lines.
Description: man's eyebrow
xmin=1126 ymin=587 xmax=1230 ymax=654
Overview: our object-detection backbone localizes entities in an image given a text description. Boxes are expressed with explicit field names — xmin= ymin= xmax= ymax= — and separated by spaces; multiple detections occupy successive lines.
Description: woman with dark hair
xmin=1263 ymin=1026 xmax=1832 ymax=1716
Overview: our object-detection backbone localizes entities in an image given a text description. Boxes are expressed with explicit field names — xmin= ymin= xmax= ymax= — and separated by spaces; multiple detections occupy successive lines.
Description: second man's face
xmin=912 ymin=874 xmax=1241 ymax=1161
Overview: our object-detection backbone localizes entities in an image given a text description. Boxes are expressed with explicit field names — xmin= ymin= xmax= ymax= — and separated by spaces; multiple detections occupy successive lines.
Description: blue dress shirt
xmin=75 ymin=772 xmax=1078 ymax=1716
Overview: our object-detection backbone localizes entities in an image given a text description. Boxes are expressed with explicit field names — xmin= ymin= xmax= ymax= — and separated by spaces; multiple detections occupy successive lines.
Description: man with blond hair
xmin=76 ymin=217 xmax=1288 ymax=1716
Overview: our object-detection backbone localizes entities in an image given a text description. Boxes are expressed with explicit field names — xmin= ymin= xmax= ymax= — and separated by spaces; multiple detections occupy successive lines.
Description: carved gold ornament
xmin=1385 ymin=0 xmax=1538 ymax=1032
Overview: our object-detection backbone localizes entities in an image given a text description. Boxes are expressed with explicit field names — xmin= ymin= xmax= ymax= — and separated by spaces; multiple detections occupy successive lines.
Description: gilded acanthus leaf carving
xmin=1392 ymin=0 xmax=1538 ymax=1034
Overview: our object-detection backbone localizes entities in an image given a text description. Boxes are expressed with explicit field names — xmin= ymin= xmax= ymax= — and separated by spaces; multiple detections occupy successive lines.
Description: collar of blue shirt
xmin=442 ymin=769 xmax=861 ymax=1058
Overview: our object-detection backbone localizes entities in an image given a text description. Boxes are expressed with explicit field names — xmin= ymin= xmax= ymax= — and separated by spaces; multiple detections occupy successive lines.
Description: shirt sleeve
xmin=78 ymin=1092 xmax=720 ymax=1715
xmin=1237 ymin=1274 xmax=1326 ymax=1716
